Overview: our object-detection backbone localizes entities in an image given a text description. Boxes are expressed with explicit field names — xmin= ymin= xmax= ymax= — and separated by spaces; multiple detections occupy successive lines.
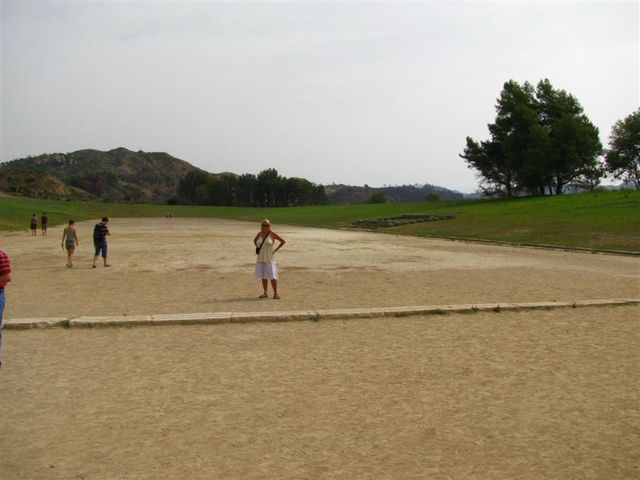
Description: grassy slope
xmin=1 ymin=191 xmax=638 ymax=251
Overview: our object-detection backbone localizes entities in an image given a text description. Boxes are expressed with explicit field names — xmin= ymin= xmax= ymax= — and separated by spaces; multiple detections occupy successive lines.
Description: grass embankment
xmin=1 ymin=191 xmax=638 ymax=252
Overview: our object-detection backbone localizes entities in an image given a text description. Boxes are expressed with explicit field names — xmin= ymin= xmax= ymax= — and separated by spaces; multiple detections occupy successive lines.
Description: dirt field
xmin=1 ymin=218 xmax=639 ymax=479
xmin=0 ymin=218 xmax=638 ymax=319
xmin=1 ymin=306 xmax=639 ymax=479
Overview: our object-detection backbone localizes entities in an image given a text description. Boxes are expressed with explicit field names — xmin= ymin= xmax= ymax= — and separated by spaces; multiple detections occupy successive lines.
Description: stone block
xmin=3 ymin=317 xmax=69 ymax=330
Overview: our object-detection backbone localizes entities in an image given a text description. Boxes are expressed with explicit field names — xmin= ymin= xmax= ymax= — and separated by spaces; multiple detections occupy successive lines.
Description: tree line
xmin=172 ymin=168 xmax=327 ymax=207
xmin=461 ymin=79 xmax=639 ymax=196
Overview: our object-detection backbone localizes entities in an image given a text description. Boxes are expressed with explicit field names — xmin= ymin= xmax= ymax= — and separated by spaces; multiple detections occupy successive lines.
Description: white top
xmin=257 ymin=234 xmax=275 ymax=263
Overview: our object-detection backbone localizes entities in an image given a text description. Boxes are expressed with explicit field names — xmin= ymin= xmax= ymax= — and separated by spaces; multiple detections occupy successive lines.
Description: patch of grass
xmin=388 ymin=191 xmax=640 ymax=252
xmin=1 ymin=190 xmax=638 ymax=252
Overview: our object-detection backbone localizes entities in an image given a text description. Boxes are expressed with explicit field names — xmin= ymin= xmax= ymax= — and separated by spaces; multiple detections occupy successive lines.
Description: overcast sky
xmin=2 ymin=1 xmax=638 ymax=193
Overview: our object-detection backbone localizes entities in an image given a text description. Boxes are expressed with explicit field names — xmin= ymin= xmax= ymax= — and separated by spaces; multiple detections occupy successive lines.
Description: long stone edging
xmin=3 ymin=299 xmax=639 ymax=330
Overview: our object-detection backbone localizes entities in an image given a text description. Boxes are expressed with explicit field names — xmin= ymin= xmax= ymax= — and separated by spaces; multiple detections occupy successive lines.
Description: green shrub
xmin=368 ymin=192 xmax=388 ymax=204
xmin=425 ymin=192 xmax=441 ymax=202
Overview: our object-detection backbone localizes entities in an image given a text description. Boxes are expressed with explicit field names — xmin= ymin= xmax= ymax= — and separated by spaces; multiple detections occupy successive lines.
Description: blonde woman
xmin=254 ymin=219 xmax=286 ymax=299
xmin=61 ymin=220 xmax=79 ymax=268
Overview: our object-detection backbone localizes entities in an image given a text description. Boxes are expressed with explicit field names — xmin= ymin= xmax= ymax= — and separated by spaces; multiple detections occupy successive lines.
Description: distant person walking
xmin=30 ymin=214 xmax=37 ymax=236
xmin=61 ymin=220 xmax=79 ymax=268
xmin=0 ymin=249 xmax=12 ymax=367
xmin=41 ymin=212 xmax=49 ymax=236
xmin=92 ymin=217 xmax=111 ymax=268
xmin=254 ymin=219 xmax=286 ymax=299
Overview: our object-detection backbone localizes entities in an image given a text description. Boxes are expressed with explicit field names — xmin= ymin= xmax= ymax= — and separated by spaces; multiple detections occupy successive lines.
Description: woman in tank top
xmin=254 ymin=219 xmax=286 ymax=299
xmin=61 ymin=220 xmax=79 ymax=268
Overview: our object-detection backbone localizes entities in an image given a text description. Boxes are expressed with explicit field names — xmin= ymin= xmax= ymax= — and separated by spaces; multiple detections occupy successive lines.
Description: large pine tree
xmin=461 ymin=79 xmax=603 ymax=197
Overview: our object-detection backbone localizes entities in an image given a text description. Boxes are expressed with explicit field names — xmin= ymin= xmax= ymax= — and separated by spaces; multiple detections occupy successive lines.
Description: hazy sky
xmin=2 ymin=2 xmax=638 ymax=193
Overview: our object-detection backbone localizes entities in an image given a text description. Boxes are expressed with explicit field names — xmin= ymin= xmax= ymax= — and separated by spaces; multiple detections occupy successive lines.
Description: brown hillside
xmin=0 ymin=166 xmax=93 ymax=200
xmin=1 ymin=148 xmax=202 ymax=202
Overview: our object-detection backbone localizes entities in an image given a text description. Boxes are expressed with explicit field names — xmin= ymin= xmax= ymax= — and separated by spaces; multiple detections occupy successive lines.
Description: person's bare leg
xmin=103 ymin=256 xmax=110 ymax=267
xmin=67 ymin=249 xmax=73 ymax=267
xmin=92 ymin=255 xmax=98 ymax=268
xmin=271 ymin=279 xmax=279 ymax=299
xmin=259 ymin=279 xmax=268 ymax=298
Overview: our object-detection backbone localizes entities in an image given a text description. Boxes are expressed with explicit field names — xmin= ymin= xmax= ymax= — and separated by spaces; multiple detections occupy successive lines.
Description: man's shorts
xmin=94 ymin=240 xmax=108 ymax=258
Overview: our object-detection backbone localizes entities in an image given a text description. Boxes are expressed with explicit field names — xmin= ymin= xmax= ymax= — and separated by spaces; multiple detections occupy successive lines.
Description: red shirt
xmin=0 ymin=250 xmax=10 ymax=276
xmin=0 ymin=250 xmax=10 ymax=290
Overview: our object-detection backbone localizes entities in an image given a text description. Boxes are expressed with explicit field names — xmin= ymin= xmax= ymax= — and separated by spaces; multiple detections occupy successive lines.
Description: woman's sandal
xmin=273 ymin=294 xmax=280 ymax=300
xmin=259 ymin=293 xmax=268 ymax=299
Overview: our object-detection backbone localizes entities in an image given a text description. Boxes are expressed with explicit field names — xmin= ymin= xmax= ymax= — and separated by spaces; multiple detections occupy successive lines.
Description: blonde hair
xmin=261 ymin=219 xmax=271 ymax=226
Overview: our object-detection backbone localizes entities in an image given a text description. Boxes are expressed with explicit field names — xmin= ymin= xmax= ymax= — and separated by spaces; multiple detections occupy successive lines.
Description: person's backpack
xmin=93 ymin=223 xmax=102 ymax=243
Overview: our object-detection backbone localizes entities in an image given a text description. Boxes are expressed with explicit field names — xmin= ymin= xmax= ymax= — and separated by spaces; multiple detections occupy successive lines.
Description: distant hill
xmin=325 ymin=183 xmax=464 ymax=204
xmin=0 ymin=165 xmax=94 ymax=200
xmin=1 ymin=147 xmax=463 ymax=204
xmin=0 ymin=148 xmax=202 ymax=202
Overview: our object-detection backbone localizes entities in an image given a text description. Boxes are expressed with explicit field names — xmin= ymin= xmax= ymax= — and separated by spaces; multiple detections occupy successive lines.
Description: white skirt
xmin=255 ymin=262 xmax=278 ymax=280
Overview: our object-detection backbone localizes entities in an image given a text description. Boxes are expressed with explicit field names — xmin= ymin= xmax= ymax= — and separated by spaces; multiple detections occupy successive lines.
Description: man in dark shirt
xmin=92 ymin=217 xmax=111 ymax=268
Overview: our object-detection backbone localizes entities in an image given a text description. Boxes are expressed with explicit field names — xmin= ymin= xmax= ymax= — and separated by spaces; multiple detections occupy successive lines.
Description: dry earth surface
xmin=1 ymin=307 xmax=639 ymax=479
xmin=1 ymin=218 xmax=639 ymax=479
xmin=0 ymin=218 xmax=638 ymax=319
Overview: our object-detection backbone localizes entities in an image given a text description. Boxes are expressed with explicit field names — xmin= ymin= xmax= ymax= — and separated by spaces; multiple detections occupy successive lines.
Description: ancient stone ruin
xmin=352 ymin=214 xmax=455 ymax=228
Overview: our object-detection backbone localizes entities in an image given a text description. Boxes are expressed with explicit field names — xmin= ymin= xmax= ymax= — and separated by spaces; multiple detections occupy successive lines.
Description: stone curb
xmin=3 ymin=317 xmax=70 ymax=330
xmin=3 ymin=299 xmax=639 ymax=330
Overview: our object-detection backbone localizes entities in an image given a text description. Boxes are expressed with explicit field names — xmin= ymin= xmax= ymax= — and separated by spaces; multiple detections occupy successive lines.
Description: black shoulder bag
xmin=255 ymin=234 xmax=269 ymax=255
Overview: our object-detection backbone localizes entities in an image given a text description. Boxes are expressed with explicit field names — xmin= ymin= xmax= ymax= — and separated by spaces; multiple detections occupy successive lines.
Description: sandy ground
xmin=1 ymin=306 xmax=639 ymax=479
xmin=0 ymin=217 xmax=638 ymax=319
xmin=1 ymin=218 xmax=639 ymax=479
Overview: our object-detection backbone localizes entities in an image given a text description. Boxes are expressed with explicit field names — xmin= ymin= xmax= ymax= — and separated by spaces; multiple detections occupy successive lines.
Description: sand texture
xmin=1 ymin=218 xmax=638 ymax=319
xmin=2 ymin=307 xmax=639 ymax=479
xmin=1 ymin=218 xmax=639 ymax=479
